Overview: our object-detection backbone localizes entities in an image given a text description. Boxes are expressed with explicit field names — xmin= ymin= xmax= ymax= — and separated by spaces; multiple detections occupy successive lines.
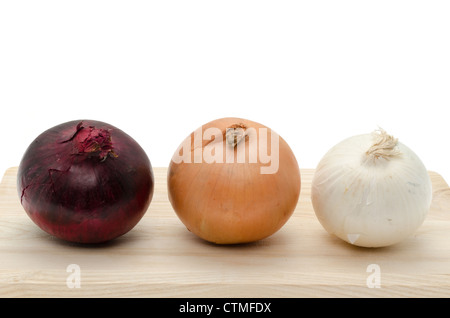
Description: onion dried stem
xmin=365 ymin=129 xmax=401 ymax=162
xmin=225 ymin=123 xmax=247 ymax=147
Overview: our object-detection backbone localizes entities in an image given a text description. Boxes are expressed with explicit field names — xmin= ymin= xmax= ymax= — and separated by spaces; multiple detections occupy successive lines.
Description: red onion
xmin=17 ymin=120 xmax=154 ymax=244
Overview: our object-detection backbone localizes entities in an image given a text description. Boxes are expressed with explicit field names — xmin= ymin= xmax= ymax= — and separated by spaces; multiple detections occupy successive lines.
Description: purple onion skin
xmin=17 ymin=120 xmax=154 ymax=244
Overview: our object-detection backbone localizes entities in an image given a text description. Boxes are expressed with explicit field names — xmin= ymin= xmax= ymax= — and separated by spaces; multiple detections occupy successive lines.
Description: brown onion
xmin=167 ymin=117 xmax=301 ymax=244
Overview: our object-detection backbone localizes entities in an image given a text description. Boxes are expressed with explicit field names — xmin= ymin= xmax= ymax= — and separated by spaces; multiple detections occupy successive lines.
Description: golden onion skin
xmin=167 ymin=117 xmax=301 ymax=244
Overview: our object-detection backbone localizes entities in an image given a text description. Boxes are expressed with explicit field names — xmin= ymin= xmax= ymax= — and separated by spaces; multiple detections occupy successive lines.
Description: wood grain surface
xmin=1 ymin=167 xmax=449 ymax=298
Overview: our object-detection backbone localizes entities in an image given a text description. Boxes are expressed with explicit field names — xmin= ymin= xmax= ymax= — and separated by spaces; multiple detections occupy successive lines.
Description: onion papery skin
xmin=311 ymin=133 xmax=432 ymax=248
xmin=17 ymin=120 xmax=154 ymax=244
xmin=167 ymin=117 xmax=301 ymax=244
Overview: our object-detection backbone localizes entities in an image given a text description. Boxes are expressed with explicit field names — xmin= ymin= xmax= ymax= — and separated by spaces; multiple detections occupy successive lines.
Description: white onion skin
xmin=167 ymin=117 xmax=301 ymax=244
xmin=311 ymin=133 xmax=432 ymax=248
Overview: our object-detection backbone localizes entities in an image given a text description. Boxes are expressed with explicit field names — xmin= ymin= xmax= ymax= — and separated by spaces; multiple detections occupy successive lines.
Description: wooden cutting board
xmin=1 ymin=167 xmax=449 ymax=298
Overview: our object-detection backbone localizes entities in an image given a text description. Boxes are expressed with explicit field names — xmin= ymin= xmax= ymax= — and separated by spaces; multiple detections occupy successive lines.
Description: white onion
xmin=311 ymin=129 xmax=432 ymax=248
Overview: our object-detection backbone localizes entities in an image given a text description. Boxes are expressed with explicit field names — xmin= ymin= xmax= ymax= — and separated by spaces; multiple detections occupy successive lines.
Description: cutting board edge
xmin=2 ymin=166 xmax=449 ymax=187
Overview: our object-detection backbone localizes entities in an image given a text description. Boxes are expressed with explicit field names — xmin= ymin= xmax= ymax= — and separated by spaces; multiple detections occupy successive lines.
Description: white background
xmin=1 ymin=1 xmax=449 ymax=183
